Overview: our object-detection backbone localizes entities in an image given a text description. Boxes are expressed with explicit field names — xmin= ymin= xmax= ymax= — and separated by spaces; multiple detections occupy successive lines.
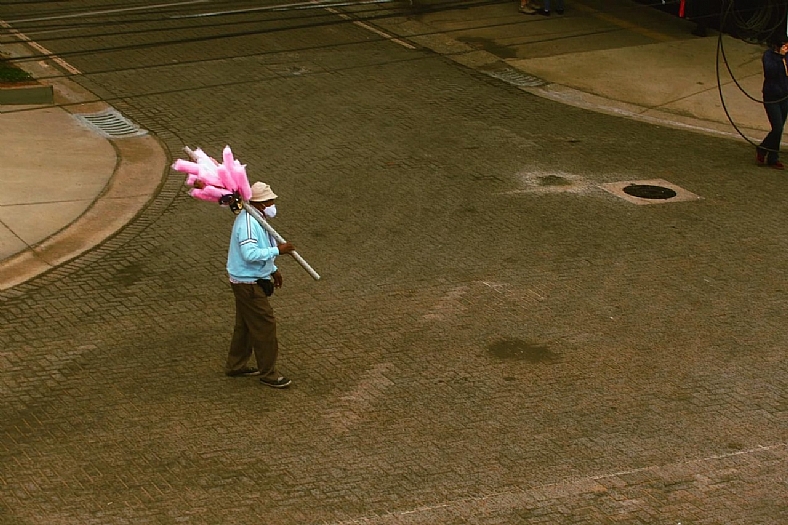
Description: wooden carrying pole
xmin=242 ymin=202 xmax=321 ymax=281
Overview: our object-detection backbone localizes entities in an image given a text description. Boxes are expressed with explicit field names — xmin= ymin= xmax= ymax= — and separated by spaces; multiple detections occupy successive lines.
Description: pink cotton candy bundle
xmin=220 ymin=146 xmax=252 ymax=201
xmin=196 ymin=166 xmax=222 ymax=188
xmin=173 ymin=145 xmax=253 ymax=207
xmin=222 ymin=146 xmax=235 ymax=168
xmin=190 ymin=185 xmax=226 ymax=202
xmin=232 ymin=160 xmax=252 ymax=201
xmin=172 ymin=159 xmax=200 ymax=175
xmin=192 ymin=148 xmax=218 ymax=170
xmin=216 ymin=165 xmax=236 ymax=195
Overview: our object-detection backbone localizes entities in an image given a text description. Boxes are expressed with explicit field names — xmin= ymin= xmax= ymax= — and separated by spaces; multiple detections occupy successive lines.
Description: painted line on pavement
xmin=170 ymin=0 xmax=394 ymax=18
xmin=572 ymin=3 xmax=675 ymax=42
xmin=0 ymin=20 xmax=82 ymax=75
xmin=322 ymin=6 xmax=416 ymax=50
xmin=168 ymin=0 xmax=414 ymax=50
xmin=5 ymin=0 xmax=211 ymax=24
xmin=327 ymin=442 xmax=787 ymax=524
xmin=351 ymin=19 xmax=417 ymax=49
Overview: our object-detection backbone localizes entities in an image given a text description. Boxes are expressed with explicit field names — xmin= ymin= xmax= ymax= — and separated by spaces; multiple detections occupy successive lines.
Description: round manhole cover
xmin=623 ymin=184 xmax=677 ymax=200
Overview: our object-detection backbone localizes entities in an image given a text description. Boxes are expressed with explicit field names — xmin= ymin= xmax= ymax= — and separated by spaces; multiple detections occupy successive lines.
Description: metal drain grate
xmin=75 ymin=109 xmax=147 ymax=139
xmin=485 ymin=68 xmax=546 ymax=88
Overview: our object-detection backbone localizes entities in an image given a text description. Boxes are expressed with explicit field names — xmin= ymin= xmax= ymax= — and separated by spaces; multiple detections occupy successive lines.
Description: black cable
xmin=717 ymin=0 xmax=788 ymax=153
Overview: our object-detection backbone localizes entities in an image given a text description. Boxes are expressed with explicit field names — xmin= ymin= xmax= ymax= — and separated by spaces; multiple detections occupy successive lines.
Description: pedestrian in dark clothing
xmin=683 ymin=0 xmax=711 ymax=37
xmin=757 ymin=41 xmax=788 ymax=170
xmin=529 ymin=0 xmax=563 ymax=16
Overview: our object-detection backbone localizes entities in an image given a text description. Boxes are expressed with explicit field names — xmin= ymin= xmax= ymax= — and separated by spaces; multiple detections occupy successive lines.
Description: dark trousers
xmin=226 ymin=283 xmax=280 ymax=380
xmin=759 ymin=99 xmax=788 ymax=164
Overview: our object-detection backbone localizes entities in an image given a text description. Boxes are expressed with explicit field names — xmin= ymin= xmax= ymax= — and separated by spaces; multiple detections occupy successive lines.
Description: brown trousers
xmin=226 ymin=283 xmax=280 ymax=380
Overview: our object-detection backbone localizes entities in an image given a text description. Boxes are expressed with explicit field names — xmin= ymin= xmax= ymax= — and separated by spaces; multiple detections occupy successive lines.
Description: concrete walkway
xmin=0 ymin=107 xmax=116 ymax=262
xmin=374 ymin=0 xmax=769 ymax=140
xmin=0 ymin=38 xmax=167 ymax=290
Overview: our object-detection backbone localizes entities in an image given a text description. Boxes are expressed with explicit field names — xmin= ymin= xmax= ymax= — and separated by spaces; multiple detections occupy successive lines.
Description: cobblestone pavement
xmin=1 ymin=2 xmax=786 ymax=524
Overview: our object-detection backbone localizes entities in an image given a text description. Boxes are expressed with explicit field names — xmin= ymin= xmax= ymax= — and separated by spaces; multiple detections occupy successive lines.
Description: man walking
xmin=225 ymin=181 xmax=295 ymax=388
xmin=757 ymin=40 xmax=788 ymax=170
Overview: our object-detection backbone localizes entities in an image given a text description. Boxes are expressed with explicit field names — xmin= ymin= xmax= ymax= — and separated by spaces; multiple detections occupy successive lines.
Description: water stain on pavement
xmin=539 ymin=175 xmax=572 ymax=186
xmin=114 ymin=262 xmax=145 ymax=286
xmin=488 ymin=338 xmax=556 ymax=362
xmin=457 ymin=37 xmax=517 ymax=59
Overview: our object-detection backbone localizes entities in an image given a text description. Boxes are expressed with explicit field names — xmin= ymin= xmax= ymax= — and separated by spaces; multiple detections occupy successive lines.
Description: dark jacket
xmin=762 ymin=49 xmax=788 ymax=103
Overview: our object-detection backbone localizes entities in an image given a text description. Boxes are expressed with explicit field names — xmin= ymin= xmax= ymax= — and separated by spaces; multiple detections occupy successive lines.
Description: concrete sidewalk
xmin=373 ymin=0 xmax=770 ymax=140
xmin=0 ymin=39 xmax=167 ymax=290
xmin=0 ymin=107 xmax=116 ymax=262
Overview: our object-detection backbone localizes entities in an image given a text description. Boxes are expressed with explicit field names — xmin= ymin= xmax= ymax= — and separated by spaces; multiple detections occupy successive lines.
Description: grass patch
xmin=0 ymin=60 xmax=33 ymax=83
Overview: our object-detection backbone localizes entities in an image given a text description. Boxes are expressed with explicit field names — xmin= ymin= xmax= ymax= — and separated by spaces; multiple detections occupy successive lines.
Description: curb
xmin=0 ymin=83 xmax=53 ymax=105
xmin=370 ymin=12 xmax=765 ymax=143
xmin=0 ymin=132 xmax=168 ymax=291
xmin=0 ymin=43 xmax=169 ymax=291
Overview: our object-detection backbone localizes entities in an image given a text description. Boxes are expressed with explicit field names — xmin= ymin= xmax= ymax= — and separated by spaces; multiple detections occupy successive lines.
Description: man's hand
xmin=277 ymin=242 xmax=295 ymax=255
xmin=272 ymin=270 xmax=283 ymax=288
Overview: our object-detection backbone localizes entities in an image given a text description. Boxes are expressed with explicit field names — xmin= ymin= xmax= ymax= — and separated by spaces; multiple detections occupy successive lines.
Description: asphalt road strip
xmin=3 ymin=0 xmax=212 ymax=24
xmin=0 ymin=20 xmax=82 ymax=75
xmin=169 ymin=0 xmax=396 ymax=18
xmin=322 ymin=5 xmax=417 ymax=50
xmin=166 ymin=0 xmax=416 ymax=49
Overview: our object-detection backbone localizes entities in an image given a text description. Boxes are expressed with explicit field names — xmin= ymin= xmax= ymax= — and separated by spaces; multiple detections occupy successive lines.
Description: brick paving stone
xmin=1 ymin=1 xmax=787 ymax=524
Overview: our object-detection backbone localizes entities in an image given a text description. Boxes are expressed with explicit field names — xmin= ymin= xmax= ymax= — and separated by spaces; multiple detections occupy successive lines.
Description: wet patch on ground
xmin=488 ymin=338 xmax=556 ymax=362
xmin=457 ymin=37 xmax=518 ymax=59
xmin=501 ymin=170 xmax=593 ymax=195
xmin=539 ymin=174 xmax=574 ymax=186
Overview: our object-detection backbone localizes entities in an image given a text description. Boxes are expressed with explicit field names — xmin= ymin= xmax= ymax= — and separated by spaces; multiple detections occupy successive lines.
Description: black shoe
xmin=555 ymin=9 xmax=564 ymax=14
xmin=260 ymin=376 xmax=292 ymax=388
xmin=529 ymin=8 xmax=550 ymax=15
xmin=226 ymin=366 xmax=261 ymax=377
xmin=756 ymin=147 xmax=766 ymax=165
xmin=691 ymin=23 xmax=707 ymax=37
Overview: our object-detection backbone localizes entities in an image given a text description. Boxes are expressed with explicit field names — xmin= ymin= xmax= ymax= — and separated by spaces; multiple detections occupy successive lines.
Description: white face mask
xmin=263 ymin=204 xmax=277 ymax=218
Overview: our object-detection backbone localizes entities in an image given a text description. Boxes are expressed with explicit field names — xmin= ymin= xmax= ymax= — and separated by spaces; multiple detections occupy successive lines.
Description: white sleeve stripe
xmin=240 ymin=239 xmax=256 ymax=246
xmin=245 ymin=213 xmax=253 ymax=239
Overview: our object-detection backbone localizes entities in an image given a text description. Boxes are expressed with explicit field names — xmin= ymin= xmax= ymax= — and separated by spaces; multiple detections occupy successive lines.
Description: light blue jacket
xmin=226 ymin=210 xmax=279 ymax=282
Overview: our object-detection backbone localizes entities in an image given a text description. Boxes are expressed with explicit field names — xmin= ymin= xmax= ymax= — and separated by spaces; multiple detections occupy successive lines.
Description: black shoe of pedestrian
xmin=555 ymin=9 xmax=564 ymax=14
xmin=260 ymin=376 xmax=292 ymax=388
xmin=691 ymin=23 xmax=707 ymax=37
xmin=756 ymin=147 xmax=768 ymax=165
xmin=226 ymin=366 xmax=261 ymax=377
xmin=529 ymin=8 xmax=550 ymax=15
